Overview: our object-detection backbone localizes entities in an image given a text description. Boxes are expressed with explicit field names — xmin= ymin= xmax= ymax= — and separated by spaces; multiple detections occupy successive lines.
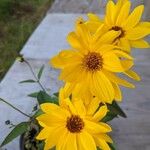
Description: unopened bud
xmin=16 ymin=55 xmax=25 ymax=62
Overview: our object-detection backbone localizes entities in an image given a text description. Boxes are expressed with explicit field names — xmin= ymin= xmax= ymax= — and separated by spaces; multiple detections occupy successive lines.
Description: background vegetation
xmin=0 ymin=0 xmax=54 ymax=80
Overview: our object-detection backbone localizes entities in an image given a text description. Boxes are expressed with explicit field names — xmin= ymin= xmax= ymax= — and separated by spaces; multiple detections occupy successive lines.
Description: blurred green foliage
xmin=0 ymin=0 xmax=54 ymax=80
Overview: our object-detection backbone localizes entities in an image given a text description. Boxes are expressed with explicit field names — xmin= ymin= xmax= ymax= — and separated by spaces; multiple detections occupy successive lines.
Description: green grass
xmin=0 ymin=0 xmax=54 ymax=80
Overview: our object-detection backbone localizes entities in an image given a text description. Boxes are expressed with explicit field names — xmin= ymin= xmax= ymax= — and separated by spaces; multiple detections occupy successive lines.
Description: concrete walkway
xmin=49 ymin=0 xmax=149 ymax=20
xmin=49 ymin=0 xmax=105 ymax=13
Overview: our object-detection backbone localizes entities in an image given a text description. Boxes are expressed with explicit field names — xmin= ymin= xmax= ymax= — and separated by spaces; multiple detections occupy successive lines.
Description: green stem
xmin=24 ymin=60 xmax=46 ymax=92
xmin=0 ymin=98 xmax=31 ymax=118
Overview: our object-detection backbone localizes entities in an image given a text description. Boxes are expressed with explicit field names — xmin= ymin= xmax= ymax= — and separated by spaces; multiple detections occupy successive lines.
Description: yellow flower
xmin=86 ymin=0 xmax=150 ymax=52
xmin=36 ymin=88 xmax=113 ymax=150
xmin=50 ymin=23 xmax=136 ymax=104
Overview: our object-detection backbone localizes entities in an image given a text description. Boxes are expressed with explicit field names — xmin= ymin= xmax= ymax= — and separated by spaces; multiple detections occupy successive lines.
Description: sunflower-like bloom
xmin=50 ymin=23 xmax=137 ymax=104
xmin=86 ymin=0 xmax=150 ymax=52
xmin=36 ymin=88 xmax=112 ymax=150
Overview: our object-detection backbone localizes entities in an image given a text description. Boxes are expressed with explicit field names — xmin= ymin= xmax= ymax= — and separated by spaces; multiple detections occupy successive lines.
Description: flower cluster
xmin=37 ymin=88 xmax=112 ymax=150
xmin=37 ymin=0 xmax=150 ymax=150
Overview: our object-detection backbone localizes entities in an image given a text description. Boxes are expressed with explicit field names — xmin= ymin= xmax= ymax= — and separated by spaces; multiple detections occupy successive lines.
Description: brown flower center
xmin=83 ymin=52 xmax=103 ymax=71
xmin=110 ymin=26 xmax=125 ymax=39
xmin=66 ymin=115 xmax=84 ymax=133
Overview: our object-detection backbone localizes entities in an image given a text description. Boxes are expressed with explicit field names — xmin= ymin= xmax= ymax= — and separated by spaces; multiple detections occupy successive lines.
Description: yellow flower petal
xmin=96 ymin=44 xmax=115 ymax=54
xmin=87 ymin=22 xmax=102 ymax=33
xmin=95 ymin=138 xmax=111 ymax=150
xmin=116 ymin=1 xmax=131 ymax=26
xmin=63 ymin=98 xmax=77 ymax=114
xmin=115 ymin=0 xmax=129 ymax=14
xmin=44 ymin=138 xmax=55 ymax=150
xmin=50 ymin=55 xmax=63 ymax=69
xmin=87 ymin=97 xmax=100 ymax=115
xmin=59 ymin=87 xmax=77 ymax=109
xmin=88 ymin=13 xmax=102 ymax=22
xmin=72 ymin=88 xmax=90 ymax=105
xmin=71 ymin=72 xmax=91 ymax=98
xmin=37 ymin=114 xmax=65 ymax=127
xmin=86 ymin=13 xmax=103 ymax=33
xmin=122 ymin=5 xmax=144 ymax=29
xmin=113 ymin=50 xmax=133 ymax=60
xmin=92 ymin=105 xmax=108 ymax=122
xmin=124 ymin=70 xmax=141 ymax=81
xmin=95 ymin=30 xmax=120 ymax=47
xmin=77 ymin=131 xmax=97 ymax=150
xmin=126 ymin=27 xmax=150 ymax=40
xmin=59 ymin=87 xmax=66 ymax=106
xmin=75 ymin=24 xmax=91 ymax=49
xmin=103 ymin=52 xmax=124 ymax=72
xmin=139 ymin=22 xmax=150 ymax=28
xmin=121 ymin=60 xmax=134 ymax=71
xmin=119 ymin=38 xmax=131 ymax=52
xmin=93 ymin=24 xmax=104 ymax=42
xmin=40 ymin=103 xmax=69 ymax=117
xmin=63 ymin=82 xmax=76 ymax=98
xmin=41 ymin=103 xmax=59 ymax=113
xmin=50 ymin=50 xmax=81 ymax=68
xmin=85 ymin=120 xmax=112 ymax=134
xmin=56 ymin=129 xmax=68 ymax=150
xmin=105 ymin=0 xmax=116 ymax=25
xmin=130 ymin=39 xmax=150 ymax=48
xmin=63 ymin=133 xmax=77 ymax=150
xmin=103 ymin=70 xmax=135 ymax=88
xmin=112 ymin=82 xmax=122 ymax=101
xmin=67 ymin=32 xmax=82 ymax=51
xmin=73 ymin=98 xmax=86 ymax=116
xmin=44 ymin=127 xmax=65 ymax=150
xmin=59 ymin=63 xmax=83 ymax=82
xmin=36 ymin=127 xmax=52 ymax=140
xmin=95 ymin=134 xmax=113 ymax=143
xmin=91 ymin=71 xmax=115 ymax=103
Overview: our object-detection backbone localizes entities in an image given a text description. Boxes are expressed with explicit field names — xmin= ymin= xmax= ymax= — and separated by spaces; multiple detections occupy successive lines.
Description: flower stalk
xmin=24 ymin=60 xmax=46 ymax=92
xmin=0 ymin=98 xmax=31 ymax=118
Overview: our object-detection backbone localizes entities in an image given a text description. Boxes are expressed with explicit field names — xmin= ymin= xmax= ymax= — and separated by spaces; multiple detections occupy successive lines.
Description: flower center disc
xmin=111 ymin=26 xmax=125 ymax=39
xmin=66 ymin=115 xmax=84 ymax=133
xmin=83 ymin=52 xmax=103 ymax=71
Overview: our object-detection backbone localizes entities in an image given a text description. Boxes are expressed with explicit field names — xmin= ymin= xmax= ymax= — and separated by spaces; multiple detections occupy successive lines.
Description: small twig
xmin=0 ymin=98 xmax=31 ymax=118
xmin=24 ymin=60 xmax=47 ymax=92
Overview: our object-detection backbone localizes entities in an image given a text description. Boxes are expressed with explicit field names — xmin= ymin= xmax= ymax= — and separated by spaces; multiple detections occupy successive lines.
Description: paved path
xmin=0 ymin=14 xmax=150 ymax=150
xmin=49 ymin=0 xmax=104 ymax=13
xmin=48 ymin=0 xmax=149 ymax=20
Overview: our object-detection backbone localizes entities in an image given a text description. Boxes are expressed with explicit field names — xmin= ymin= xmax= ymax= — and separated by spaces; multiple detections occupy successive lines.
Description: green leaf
xmin=108 ymin=143 xmax=116 ymax=150
xmin=37 ymin=65 xmax=44 ymax=80
xmin=33 ymin=109 xmax=44 ymax=118
xmin=50 ymin=97 xmax=59 ymax=105
xmin=37 ymin=141 xmax=45 ymax=150
xmin=19 ymin=79 xmax=36 ymax=84
xmin=53 ymin=92 xmax=59 ymax=97
xmin=0 ymin=122 xmax=29 ymax=147
xmin=101 ymin=112 xmax=118 ymax=122
xmin=37 ymin=91 xmax=58 ymax=105
xmin=107 ymin=101 xmax=127 ymax=118
xmin=28 ymin=92 xmax=40 ymax=98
